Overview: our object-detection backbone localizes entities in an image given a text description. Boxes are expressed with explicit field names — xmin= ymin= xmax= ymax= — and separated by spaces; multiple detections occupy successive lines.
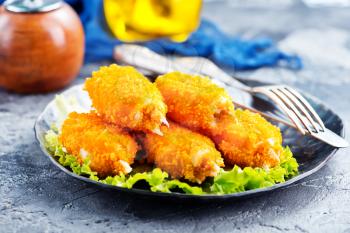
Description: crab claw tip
xmin=152 ymin=127 xmax=163 ymax=136
xmin=161 ymin=117 xmax=169 ymax=127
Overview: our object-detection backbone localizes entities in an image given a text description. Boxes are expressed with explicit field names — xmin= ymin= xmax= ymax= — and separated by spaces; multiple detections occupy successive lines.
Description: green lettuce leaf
xmin=210 ymin=147 xmax=299 ymax=194
xmin=165 ymin=180 xmax=204 ymax=194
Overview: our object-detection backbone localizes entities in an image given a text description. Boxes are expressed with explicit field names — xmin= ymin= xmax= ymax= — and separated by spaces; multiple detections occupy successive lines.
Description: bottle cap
xmin=4 ymin=0 xmax=62 ymax=13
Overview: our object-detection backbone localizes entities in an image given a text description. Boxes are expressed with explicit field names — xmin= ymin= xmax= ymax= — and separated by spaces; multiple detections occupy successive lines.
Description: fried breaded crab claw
xmin=59 ymin=112 xmax=139 ymax=177
xmin=211 ymin=109 xmax=283 ymax=169
xmin=155 ymin=72 xmax=235 ymax=132
xmin=143 ymin=121 xmax=224 ymax=184
xmin=85 ymin=64 xmax=168 ymax=135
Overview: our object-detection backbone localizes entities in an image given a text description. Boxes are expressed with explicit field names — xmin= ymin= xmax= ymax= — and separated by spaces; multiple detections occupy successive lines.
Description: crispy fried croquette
xmin=143 ymin=121 xmax=224 ymax=184
xmin=155 ymin=72 xmax=235 ymax=132
xmin=211 ymin=109 xmax=283 ymax=168
xmin=59 ymin=112 xmax=139 ymax=177
xmin=85 ymin=64 xmax=168 ymax=134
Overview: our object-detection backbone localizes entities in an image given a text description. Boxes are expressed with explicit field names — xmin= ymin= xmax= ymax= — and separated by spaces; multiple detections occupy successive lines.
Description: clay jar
xmin=0 ymin=0 xmax=84 ymax=93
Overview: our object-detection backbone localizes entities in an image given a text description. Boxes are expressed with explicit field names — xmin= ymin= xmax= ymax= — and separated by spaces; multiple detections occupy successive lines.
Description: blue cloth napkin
xmin=1 ymin=0 xmax=302 ymax=70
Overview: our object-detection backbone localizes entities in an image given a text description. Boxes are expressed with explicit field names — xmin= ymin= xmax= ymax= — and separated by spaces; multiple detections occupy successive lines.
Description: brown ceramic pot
xmin=0 ymin=2 xmax=84 ymax=93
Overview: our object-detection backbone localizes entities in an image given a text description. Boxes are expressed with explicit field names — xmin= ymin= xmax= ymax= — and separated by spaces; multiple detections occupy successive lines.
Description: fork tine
xmin=278 ymin=87 xmax=320 ymax=133
xmin=272 ymin=89 xmax=314 ymax=134
xmin=256 ymin=88 xmax=306 ymax=134
xmin=284 ymin=87 xmax=326 ymax=131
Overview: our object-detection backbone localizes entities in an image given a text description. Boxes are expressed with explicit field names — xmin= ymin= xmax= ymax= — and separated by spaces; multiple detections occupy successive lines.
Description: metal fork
xmin=114 ymin=44 xmax=348 ymax=147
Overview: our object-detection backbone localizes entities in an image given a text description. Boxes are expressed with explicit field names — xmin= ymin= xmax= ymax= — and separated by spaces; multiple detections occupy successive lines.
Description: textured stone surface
xmin=1 ymin=2 xmax=350 ymax=233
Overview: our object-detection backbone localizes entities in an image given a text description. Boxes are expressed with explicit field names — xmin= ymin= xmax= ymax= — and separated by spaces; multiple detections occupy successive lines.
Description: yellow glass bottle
xmin=103 ymin=0 xmax=202 ymax=42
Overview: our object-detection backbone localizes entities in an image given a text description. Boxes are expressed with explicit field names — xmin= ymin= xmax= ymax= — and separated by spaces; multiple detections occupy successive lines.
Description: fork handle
xmin=172 ymin=56 xmax=251 ymax=92
xmin=114 ymin=44 xmax=195 ymax=75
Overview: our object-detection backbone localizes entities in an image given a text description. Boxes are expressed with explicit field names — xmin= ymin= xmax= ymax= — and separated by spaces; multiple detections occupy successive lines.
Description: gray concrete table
xmin=1 ymin=1 xmax=350 ymax=232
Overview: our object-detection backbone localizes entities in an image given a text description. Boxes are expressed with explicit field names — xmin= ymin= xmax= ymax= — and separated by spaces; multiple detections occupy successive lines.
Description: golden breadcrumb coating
xmin=155 ymin=72 xmax=235 ymax=132
xmin=143 ymin=121 xmax=224 ymax=184
xmin=211 ymin=109 xmax=283 ymax=168
xmin=59 ymin=112 xmax=138 ymax=177
xmin=85 ymin=64 xmax=167 ymax=134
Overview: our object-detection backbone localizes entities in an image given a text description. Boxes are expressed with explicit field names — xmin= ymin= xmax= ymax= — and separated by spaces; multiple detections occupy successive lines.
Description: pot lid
xmin=4 ymin=0 xmax=62 ymax=13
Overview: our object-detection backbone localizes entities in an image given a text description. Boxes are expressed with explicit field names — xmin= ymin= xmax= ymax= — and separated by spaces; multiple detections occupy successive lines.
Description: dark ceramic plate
xmin=34 ymin=81 xmax=345 ymax=201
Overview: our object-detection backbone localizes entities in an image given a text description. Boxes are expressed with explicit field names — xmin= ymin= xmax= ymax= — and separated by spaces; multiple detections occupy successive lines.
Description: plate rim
xmin=33 ymin=82 xmax=346 ymax=200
